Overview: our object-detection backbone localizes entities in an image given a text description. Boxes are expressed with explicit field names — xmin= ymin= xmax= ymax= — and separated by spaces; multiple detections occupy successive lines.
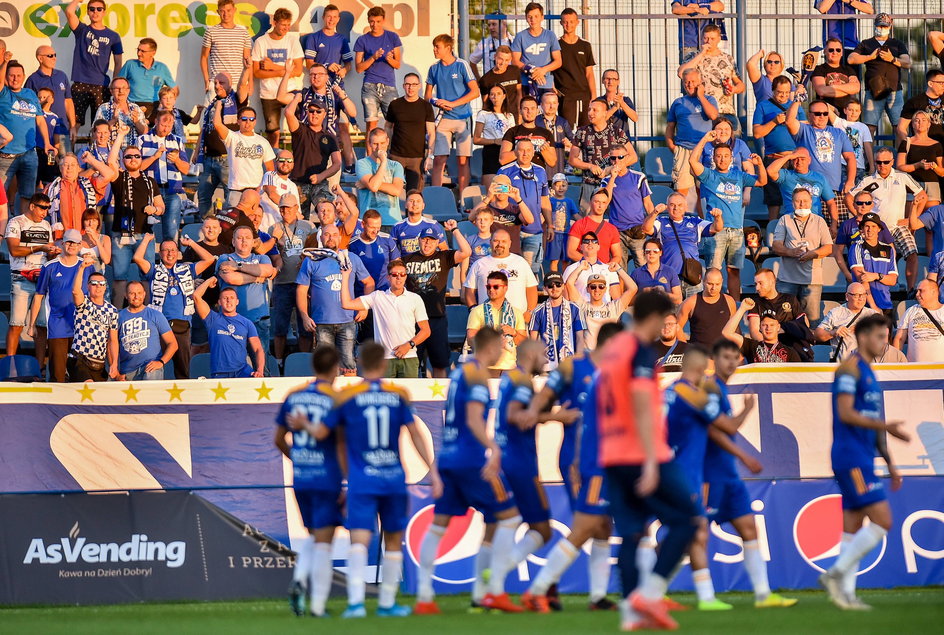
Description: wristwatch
xmin=408 ymin=340 xmax=416 ymax=349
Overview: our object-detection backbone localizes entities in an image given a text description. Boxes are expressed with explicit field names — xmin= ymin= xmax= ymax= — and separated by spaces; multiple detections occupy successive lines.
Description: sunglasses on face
xmin=546 ymin=281 xmax=562 ymax=288
xmin=123 ymin=154 xmax=141 ymax=159
xmin=240 ymin=116 xmax=256 ymax=122
xmin=89 ymin=280 xmax=108 ymax=287
xmin=389 ymin=272 xmax=407 ymax=278
xmin=644 ymin=249 xmax=661 ymax=254
xmin=588 ymin=284 xmax=606 ymax=290
xmin=876 ymin=160 xmax=892 ymax=165
xmin=42 ymin=53 xmax=57 ymax=58
xmin=854 ymin=200 xmax=873 ymax=206
xmin=582 ymin=238 xmax=599 ymax=245
xmin=308 ymin=108 xmax=325 ymax=114
xmin=277 ymin=158 xmax=294 ymax=163
xmin=88 ymin=6 xmax=105 ymax=12
xmin=486 ymin=284 xmax=506 ymax=290
xmin=810 ymin=111 xmax=829 ymax=116
xmin=765 ymin=60 xmax=782 ymax=64
xmin=34 ymin=204 xmax=51 ymax=210
xmin=827 ymin=48 xmax=843 ymax=52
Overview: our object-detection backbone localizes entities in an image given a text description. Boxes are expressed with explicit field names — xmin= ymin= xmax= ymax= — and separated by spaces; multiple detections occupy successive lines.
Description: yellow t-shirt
xmin=467 ymin=302 xmax=525 ymax=370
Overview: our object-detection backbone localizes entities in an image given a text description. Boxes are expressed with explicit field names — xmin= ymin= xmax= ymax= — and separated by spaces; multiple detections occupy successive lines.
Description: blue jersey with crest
xmin=831 ymin=353 xmax=882 ymax=470
xmin=275 ymin=379 xmax=342 ymax=491
xmin=703 ymin=378 xmax=740 ymax=481
xmin=666 ymin=377 xmax=723 ymax=486
xmin=440 ymin=361 xmax=493 ymax=470
xmin=544 ymin=352 xmax=596 ymax=472
xmin=494 ymin=368 xmax=537 ymax=474
xmin=579 ymin=376 xmax=603 ymax=477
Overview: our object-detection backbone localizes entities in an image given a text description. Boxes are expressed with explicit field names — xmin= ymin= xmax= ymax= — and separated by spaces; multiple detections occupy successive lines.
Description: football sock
xmin=589 ymin=539 xmax=612 ymax=602
xmin=488 ymin=515 xmax=522 ymax=595
xmin=692 ymin=568 xmax=716 ymax=602
xmin=639 ymin=572 xmax=669 ymax=602
xmin=293 ymin=538 xmax=314 ymax=584
xmin=743 ymin=540 xmax=771 ymax=600
xmin=418 ymin=525 xmax=446 ymax=603
xmin=635 ymin=536 xmax=657 ymax=588
xmin=832 ymin=524 xmax=886 ymax=575
xmin=472 ymin=542 xmax=492 ymax=602
xmin=839 ymin=532 xmax=859 ymax=596
xmin=378 ymin=550 xmax=403 ymax=609
xmin=511 ymin=529 xmax=545 ymax=566
xmin=347 ymin=543 xmax=368 ymax=606
xmin=310 ymin=542 xmax=333 ymax=615
xmin=530 ymin=539 xmax=579 ymax=595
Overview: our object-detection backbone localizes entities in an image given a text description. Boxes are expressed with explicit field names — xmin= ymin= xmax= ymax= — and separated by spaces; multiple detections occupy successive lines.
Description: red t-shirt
xmin=569 ymin=216 xmax=620 ymax=264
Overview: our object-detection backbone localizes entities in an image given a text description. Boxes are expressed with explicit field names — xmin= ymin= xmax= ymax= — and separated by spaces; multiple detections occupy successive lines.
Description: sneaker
xmin=481 ymin=592 xmax=525 ymax=613
xmin=845 ymin=597 xmax=873 ymax=611
xmin=755 ymin=593 xmax=798 ymax=608
xmin=589 ymin=597 xmax=618 ymax=611
xmin=289 ymin=580 xmax=305 ymax=616
xmin=342 ymin=164 xmax=355 ymax=176
xmin=819 ymin=570 xmax=852 ymax=610
xmin=467 ymin=600 xmax=488 ymax=614
xmin=697 ymin=598 xmax=734 ymax=611
xmin=341 ymin=603 xmax=367 ymax=618
xmin=521 ymin=591 xmax=551 ymax=614
xmin=630 ymin=591 xmax=679 ymax=630
xmin=547 ymin=583 xmax=562 ymax=611
xmin=662 ymin=597 xmax=689 ymax=612
xmin=377 ymin=604 xmax=412 ymax=617
xmin=414 ymin=601 xmax=441 ymax=615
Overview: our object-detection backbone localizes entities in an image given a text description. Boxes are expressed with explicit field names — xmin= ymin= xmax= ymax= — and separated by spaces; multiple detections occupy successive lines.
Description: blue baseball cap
xmin=419 ymin=227 xmax=440 ymax=240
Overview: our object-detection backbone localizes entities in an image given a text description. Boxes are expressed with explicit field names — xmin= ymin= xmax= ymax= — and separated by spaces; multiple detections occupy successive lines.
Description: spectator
xmin=499 ymin=96 xmax=557 ymax=169
xmin=28 ymin=230 xmax=92 ymax=381
xmin=385 ymin=73 xmax=435 ymax=192
xmin=814 ymin=282 xmax=878 ymax=361
xmin=148 ymin=86 xmax=191 ymax=139
xmin=562 ymin=231 xmax=622 ymax=303
xmin=65 ymin=0 xmax=123 ymax=132
xmin=349 ymin=209 xmax=400 ymax=295
xmin=538 ymin=91 xmax=573 ymax=179
xmin=392 ymin=190 xmax=447 ymax=256
xmin=115 ymin=280 xmax=177 ymax=380
xmin=243 ymin=204 xmax=281 ymax=266
xmin=193 ymin=63 xmax=251 ymax=217
xmin=830 ymin=98 xmax=874 ymax=181
xmin=529 ymin=271 xmax=585 ymax=370
xmin=859 ymin=316 xmax=907 ymax=363
xmin=677 ymin=267 xmax=736 ymax=347
xmin=200 ymin=0 xmax=252 ymax=100
xmin=79 ymin=207 xmax=111 ymax=273
xmin=259 ymin=149 xmax=300 ymax=229
xmin=356 ymin=128 xmax=405 ymax=228
xmin=0 ymin=59 xmax=54 ymax=215
xmin=746 ymin=267 xmax=804 ymax=340
xmin=666 ymin=69 xmax=719 ymax=199
xmin=928 ymin=250 xmax=944 ymax=303
xmin=193 ymin=277 xmax=265 ymax=378
xmin=569 ymin=98 xmax=633 ymax=210
xmin=68 ymin=261 xmax=117 ymax=382
xmin=217 ymin=225 xmax=276 ymax=355
xmin=810 ymin=38 xmax=860 ymax=111
xmin=690 ymin=130 xmax=766 ymax=300
xmin=816 ymin=0 xmax=874 ymax=54
xmin=93 ymin=77 xmax=149 ymax=147
xmin=353 ymin=6 xmax=402 ymax=132
xmin=4 ymin=192 xmax=56 ymax=360
xmin=470 ymin=17 xmax=513 ymax=78
xmin=847 ymin=13 xmax=911 ymax=136
xmin=46 ymin=153 xmax=101 ymax=238
xmin=268 ymin=193 xmax=315 ymax=366
xmin=672 ymin=0 xmax=726 ymax=63
xmin=118 ymin=38 xmax=176 ymax=117
xmin=478 ymin=45 xmax=522 ymax=123
xmin=556 ymin=8 xmax=596 ymax=128
xmin=77 ymin=119 xmax=114 ymax=211
xmin=466 ymin=270 xmax=527 ymax=375
xmin=771 ymin=188 xmax=835 ymax=323
xmin=910 ymin=198 xmax=944 ymax=263
xmin=340 ymin=260 xmax=430 ymax=378
xmin=306 ymin=191 xmax=361 ymax=249
xmin=630 ymin=238 xmax=683 ymax=305
xmin=722 ymin=300 xmax=802 ymax=363
xmin=787 ymin=98 xmax=855 ymax=227
xmin=834 ymin=189 xmax=894 ymax=283
xmin=546 ymin=172 xmax=579 ymax=271
xmin=36 ymin=87 xmax=63 ymax=189
xmin=896 ymin=111 xmax=944 ymax=207
xmin=897 ymin=69 xmax=944 ymax=147
xmin=601 ymin=149 xmax=656 ymax=268
xmin=181 ymin=215 xmax=230 ymax=356
xmin=138 ymin=110 xmax=190 ymax=242
xmin=469 ymin=175 xmax=534 ymax=253
xmin=766 ymin=148 xmax=837 ymax=221
xmin=753 ymin=76 xmax=806 ymax=219
xmin=284 ymin=97 xmax=341 ymax=218
xmin=473 ymin=84 xmax=515 ymax=188
xmin=296 ymin=224 xmax=373 ymax=375
xmin=26 ymin=45 xmax=77 ymax=149
xmin=463 ymin=228 xmax=538 ymax=317
xmin=598 ymin=69 xmax=638 ymax=136
xmin=133 ymin=234 xmax=216 ymax=379
xmin=701 ymin=118 xmax=753 ymax=174
xmin=213 ymin=102 xmax=276 ymax=207
xmin=894 ymin=279 xmax=944 ymax=362
xmin=216 ymin=188 xmax=259 ymax=245
xmin=426 ymin=34 xmax=479 ymax=192
xmin=654 ymin=312 xmax=687 ymax=372
xmin=746 ymin=49 xmax=797 ymax=103
xmin=511 ymin=2 xmax=562 ymax=97
xmin=677 ymin=24 xmax=744 ymax=126
xmin=462 ymin=207 xmax=493 ymax=277
xmin=497 ymin=138 xmax=551 ymax=271
xmin=849 ymin=211 xmax=898 ymax=315
xmin=403 ymin=221 xmax=471 ymax=377
xmin=566 ymin=189 xmax=623 ymax=264
xmin=568 ymin=269 xmax=635 ymax=350
xmin=252 ymin=7 xmax=303 ymax=147
xmin=849 ymin=147 xmax=926 ymax=295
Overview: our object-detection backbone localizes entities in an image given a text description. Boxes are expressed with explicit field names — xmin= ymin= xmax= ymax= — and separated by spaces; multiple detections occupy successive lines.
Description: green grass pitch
xmin=3 ymin=589 xmax=943 ymax=634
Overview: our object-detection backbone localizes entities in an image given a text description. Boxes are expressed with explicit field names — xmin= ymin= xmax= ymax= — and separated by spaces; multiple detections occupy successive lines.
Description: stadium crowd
xmin=2 ymin=0 xmax=944 ymax=383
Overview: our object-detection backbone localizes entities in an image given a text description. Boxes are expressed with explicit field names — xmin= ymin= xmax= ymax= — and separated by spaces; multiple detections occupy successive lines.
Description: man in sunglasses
xmin=811 ymin=37 xmax=861 ymax=111
xmin=213 ymin=102 xmax=275 ymax=207
xmin=562 ymin=230 xmax=621 ymax=303
xmin=259 ymin=149 xmax=301 ymax=228
xmin=753 ymin=76 xmax=807 ymax=220
xmin=833 ymin=190 xmax=894 ymax=283
xmin=65 ymin=0 xmax=123 ymax=134
xmin=283 ymin=97 xmax=341 ymax=219
xmin=528 ymin=271 xmax=585 ymax=371
xmin=26 ymin=45 xmax=77 ymax=149
xmin=814 ymin=282 xmax=878 ymax=361
xmin=68 ymin=257 xmax=118 ymax=382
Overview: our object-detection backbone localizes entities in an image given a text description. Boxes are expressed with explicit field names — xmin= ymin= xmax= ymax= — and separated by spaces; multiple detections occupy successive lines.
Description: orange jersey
xmin=596 ymin=331 xmax=672 ymax=467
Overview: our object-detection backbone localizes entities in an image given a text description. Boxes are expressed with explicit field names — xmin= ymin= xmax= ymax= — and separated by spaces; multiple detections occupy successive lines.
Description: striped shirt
xmin=71 ymin=297 xmax=119 ymax=363
xmin=93 ymin=100 xmax=148 ymax=147
xmin=46 ymin=177 xmax=97 ymax=233
xmin=202 ymin=24 xmax=252 ymax=85
xmin=137 ymin=132 xmax=186 ymax=193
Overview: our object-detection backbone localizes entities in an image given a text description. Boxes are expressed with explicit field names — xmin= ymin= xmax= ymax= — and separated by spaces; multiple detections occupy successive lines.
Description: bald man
xmin=26 ymin=45 xmax=77 ymax=147
xmin=766 ymin=147 xmax=838 ymax=225
xmin=814 ymin=282 xmax=878 ymax=360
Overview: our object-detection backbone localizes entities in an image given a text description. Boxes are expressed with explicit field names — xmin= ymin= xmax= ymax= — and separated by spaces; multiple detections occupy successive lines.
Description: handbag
xmin=667 ymin=218 xmax=702 ymax=286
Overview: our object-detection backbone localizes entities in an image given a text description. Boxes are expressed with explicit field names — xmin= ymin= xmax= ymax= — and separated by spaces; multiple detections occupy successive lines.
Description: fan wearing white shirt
xmin=463 ymin=228 xmax=538 ymax=319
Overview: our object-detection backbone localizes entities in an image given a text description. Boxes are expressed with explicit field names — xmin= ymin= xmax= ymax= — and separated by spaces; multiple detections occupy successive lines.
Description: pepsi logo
xmin=405 ymin=505 xmax=485 ymax=584
xmin=793 ymin=494 xmax=886 ymax=574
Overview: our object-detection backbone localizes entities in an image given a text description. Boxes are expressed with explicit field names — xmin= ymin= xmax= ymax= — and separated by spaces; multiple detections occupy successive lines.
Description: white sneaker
xmin=819 ymin=570 xmax=852 ymax=609
xmin=845 ymin=596 xmax=873 ymax=611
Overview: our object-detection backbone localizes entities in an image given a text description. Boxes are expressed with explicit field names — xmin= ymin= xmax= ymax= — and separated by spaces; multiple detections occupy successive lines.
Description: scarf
xmin=150 ymin=262 xmax=196 ymax=316
xmin=302 ymin=247 xmax=350 ymax=270
xmin=543 ymin=299 xmax=574 ymax=369
xmin=483 ymin=299 xmax=517 ymax=354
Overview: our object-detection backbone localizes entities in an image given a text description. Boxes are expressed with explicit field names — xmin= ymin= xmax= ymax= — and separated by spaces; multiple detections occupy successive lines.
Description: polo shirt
xmin=849 ymin=240 xmax=898 ymax=310
xmin=118 ymin=59 xmax=176 ymax=103
xmin=359 ymin=289 xmax=429 ymax=358
xmin=630 ymin=264 xmax=681 ymax=294
xmin=667 ymin=94 xmax=718 ymax=149
xmin=851 ymin=170 xmax=924 ymax=226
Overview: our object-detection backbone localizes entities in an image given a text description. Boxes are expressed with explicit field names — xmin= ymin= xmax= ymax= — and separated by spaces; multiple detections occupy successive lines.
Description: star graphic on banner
xmin=211 ymin=382 xmax=229 ymax=401
xmin=122 ymin=384 xmax=141 ymax=403
xmin=255 ymin=382 xmax=273 ymax=401
xmin=77 ymin=384 xmax=95 ymax=403
xmin=166 ymin=383 xmax=185 ymax=402
xmin=430 ymin=380 xmax=446 ymax=398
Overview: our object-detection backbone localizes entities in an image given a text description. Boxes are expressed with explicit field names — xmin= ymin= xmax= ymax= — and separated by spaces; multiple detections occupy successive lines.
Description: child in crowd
xmin=547 ymin=173 xmax=578 ymax=271
xmin=149 ymin=85 xmax=193 ymax=139
xmin=36 ymin=87 xmax=62 ymax=189
xmin=461 ymin=206 xmax=493 ymax=284
xmin=830 ymin=98 xmax=873 ymax=183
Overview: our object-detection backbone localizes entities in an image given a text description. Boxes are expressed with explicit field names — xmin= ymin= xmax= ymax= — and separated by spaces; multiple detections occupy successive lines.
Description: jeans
xmin=255 ymin=316 xmax=271 ymax=359
xmin=126 ymin=364 xmax=164 ymax=381
xmin=619 ymin=229 xmax=647 ymax=270
xmin=197 ymin=156 xmax=230 ymax=216
xmin=520 ymin=231 xmax=544 ymax=279
xmin=112 ymin=233 xmax=155 ymax=281
xmin=272 ymin=284 xmax=312 ymax=345
xmin=777 ymin=280 xmax=823 ymax=324
xmin=157 ymin=188 xmax=183 ymax=243
xmin=361 ymin=82 xmax=397 ymax=122
xmin=315 ymin=322 xmax=356 ymax=373
xmin=863 ymin=89 xmax=904 ymax=129
xmin=0 ymin=151 xmax=39 ymax=201
xmin=711 ymin=227 xmax=746 ymax=270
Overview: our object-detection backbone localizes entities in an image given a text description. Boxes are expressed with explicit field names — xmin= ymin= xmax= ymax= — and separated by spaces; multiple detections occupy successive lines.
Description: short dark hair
xmin=525 ymin=2 xmax=544 ymax=15
xmin=92 ymin=118 xmax=110 ymax=129
xmin=519 ymin=95 xmax=539 ymax=109
xmin=273 ymin=7 xmax=292 ymax=21
xmin=238 ymin=106 xmax=257 ymax=117
xmin=590 ymin=96 xmax=609 ymax=109
xmin=140 ymin=37 xmax=157 ymax=49
xmin=404 ymin=72 xmax=420 ymax=82
xmin=363 ymin=209 xmax=381 ymax=222
xmin=474 ymin=326 xmax=502 ymax=350
xmin=560 ymin=7 xmax=578 ymax=18
xmin=643 ymin=238 xmax=663 ymax=251
xmin=712 ymin=337 xmax=742 ymax=357
xmin=5 ymin=60 xmax=24 ymax=74
xmin=712 ymin=142 xmax=732 ymax=154
xmin=311 ymin=345 xmax=340 ymax=375
xmin=825 ymin=37 xmax=843 ymax=48
xmin=854 ymin=313 xmax=890 ymax=339
xmin=387 ymin=258 xmax=406 ymax=273
xmin=486 ymin=270 xmax=509 ymax=284
xmin=929 ymin=69 xmax=944 ymax=82
xmin=771 ymin=75 xmax=791 ymax=90
xmin=633 ymin=290 xmax=675 ymax=323
xmin=367 ymin=6 xmax=385 ymax=18
xmin=30 ymin=192 xmax=51 ymax=206
xmin=89 ymin=271 xmax=106 ymax=281
xmin=323 ymin=4 xmax=339 ymax=14
xmin=358 ymin=341 xmax=387 ymax=373
xmin=596 ymin=321 xmax=624 ymax=348
xmin=405 ymin=189 xmax=423 ymax=199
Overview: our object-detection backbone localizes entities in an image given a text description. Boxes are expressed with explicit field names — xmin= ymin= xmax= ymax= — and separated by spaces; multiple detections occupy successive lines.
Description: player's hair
xmin=387 ymin=259 xmax=406 ymax=274
xmin=404 ymin=72 xmax=420 ymax=82
xmin=844 ymin=97 xmax=861 ymax=108
xmin=525 ymin=2 xmax=544 ymax=15
xmin=363 ymin=209 xmax=381 ymax=222
xmin=771 ymin=75 xmax=791 ymax=90
xmin=30 ymin=192 xmax=51 ymax=206
xmin=238 ymin=106 xmax=257 ymax=117
xmin=139 ymin=37 xmax=157 ymax=50
xmin=311 ymin=345 xmax=340 ymax=375
xmin=358 ymin=342 xmax=387 ymax=373
xmin=433 ymin=33 xmax=454 ymax=48
xmin=273 ymin=7 xmax=292 ymax=22
xmin=596 ymin=321 xmax=624 ymax=348
xmin=633 ymin=291 xmax=674 ymax=323
xmin=367 ymin=6 xmax=385 ymax=19
xmin=88 ymin=271 xmax=106 ymax=281
xmin=643 ymin=238 xmax=663 ymax=252
xmin=809 ymin=99 xmax=828 ymax=111
xmin=853 ymin=189 xmax=873 ymax=202
xmin=486 ymin=270 xmax=509 ymax=284
xmin=495 ymin=45 xmax=512 ymax=56
xmin=323 ymin=4 xmax=339 ymax=15
xmin=602 ymin=68 xmax=619 ymax=79
xmin=854 ymin=313 xmax=891 ymax=339
xmin=703 ymin=24 xmax=721 ymax=36
xmin=682 ymin=343 xmax=711 ymax=365
xmin=712 ymin=337 xmax=741 ymax=357
xmin=88 ymin=0 xmax=106 ymax=8
xmin=560 ymin=7 xmax=578 ymax=18
xmin=473 ymin=326 xmax=502 ymax=350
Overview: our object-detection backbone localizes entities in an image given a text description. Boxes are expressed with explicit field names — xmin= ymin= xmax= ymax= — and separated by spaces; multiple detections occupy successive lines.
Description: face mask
xmin=794 ymin=208 xmax=812 ymax=218
xmin=875 ymin=27 xmax=891 ymax=38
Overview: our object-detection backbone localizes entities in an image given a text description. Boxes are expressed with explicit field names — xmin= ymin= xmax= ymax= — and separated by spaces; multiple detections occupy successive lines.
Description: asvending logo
xmin=23 ymin=522 xmax=187 ymax=568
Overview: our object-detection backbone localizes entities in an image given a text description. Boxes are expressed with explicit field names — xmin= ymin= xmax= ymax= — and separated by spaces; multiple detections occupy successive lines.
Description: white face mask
xmin=794 ymin=208 xmax=812 ymax=218
xmin=875 ymin=27 xmax=891 ymax=38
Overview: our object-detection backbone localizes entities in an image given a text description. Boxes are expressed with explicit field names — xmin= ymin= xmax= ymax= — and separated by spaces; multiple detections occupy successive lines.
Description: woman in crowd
xmin=473 ymin=84 xmax=515 ymax=189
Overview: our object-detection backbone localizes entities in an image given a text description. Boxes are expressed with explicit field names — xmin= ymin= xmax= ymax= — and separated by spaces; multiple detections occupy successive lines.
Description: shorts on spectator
xmin=711 ymin=227 xmax=745 ymax=269
xmin=260 ymin=98 xmax=283 ymax=133
xmin=892 ymin=224 xmax=917 ymax=258
xmin=10 ymin=274 xmax=47 ymax=327
xmin=671 ymin=146 xmax=695 ymax=190
xmin=434 ymin=118 xmax=472 ymax=157
xmin=361 ymin=82 xmax=397 ymax=122
xmin=863 ymin=89 xmax=903 ymax=129
xmin=546 ymin=231 xmax=569 ymax=262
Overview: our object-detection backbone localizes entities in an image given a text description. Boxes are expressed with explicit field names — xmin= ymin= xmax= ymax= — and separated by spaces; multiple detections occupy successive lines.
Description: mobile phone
xmin=496 ymin=184 xmax=510 ymax=193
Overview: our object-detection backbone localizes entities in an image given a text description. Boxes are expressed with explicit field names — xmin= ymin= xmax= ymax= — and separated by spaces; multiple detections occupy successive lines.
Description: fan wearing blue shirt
xmin=766 ymin=148 xmax=838 ymax=219
xmin=511 ymin=3 xmax=562 ymax=95
xmin=116 ymin=281 xmax=177 ymax=381
xmin=349 ymin=209 xmax=401 ymax=293
xmin=787 ymin=99 xmax=856 ymax=213
xmin=353 ymin=6 xmax=403 ymax=129
xmin=217 ymin=226 xmax=276 ymax=354
xmin=193 ymin=276 xmax=265 ymax=378
xmin=117 ymin=38 xmax=176 ymax=111
xmin=0 ymin=62 xmax=54 ymax=205
xmin=392 ymin=191 xmax=448 ymax=255
xmin=630 ymin=239 xmax=683 ymax=305
xmin=302 ymin=5 xmax=353 ymax=86
xmin=666 ymin=69 xmax=719 ymax=197
xmin=65 ymin=0 xmax=124 ymax=127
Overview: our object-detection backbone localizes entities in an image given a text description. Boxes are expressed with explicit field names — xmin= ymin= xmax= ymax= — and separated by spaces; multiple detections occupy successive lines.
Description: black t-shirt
xmin=403 ymin=250 xmax=456 ymax=318
xmin=741 ymin=337 xmax=801 ymax=363
xmin=749 ymin=293 xmax=803 ymax=324
xmin=811 ymin=62 xmax=857 ymax=110
xmin=501 ymin=124 xmax=555 ymax=169
xmin=897 ymin=139 xmax=943 ymax=183
xmin=202 ymin=95 xmax=248 ymax=157
xmin=653 ymin=339 xmax=687 ymax=372
xmin=853 ymin=37 xmax=909 ymax=89
xmin=479 ymin=66 xmax=522 ymax=120
xmin=901 ymin=93 xmax=944 ymax=145
xmin=112 ymin=171 xmax=160 ymax=234
xmin=290 ymin=125 xmax=339 ymax=180
xmin=183 ymin=241 xmax=232 ymax=306
xmin=556 ymin=38 xmax=595 ymax=95
xmin=385 ymin=97 xmax=435 ymax=158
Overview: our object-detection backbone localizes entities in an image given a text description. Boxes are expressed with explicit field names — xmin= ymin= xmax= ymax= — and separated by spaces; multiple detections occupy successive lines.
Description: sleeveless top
xmin=690 ymin=293 xmax=731 ymax=346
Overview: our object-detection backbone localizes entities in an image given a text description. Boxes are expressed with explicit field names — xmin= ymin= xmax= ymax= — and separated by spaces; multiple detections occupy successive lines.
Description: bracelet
xmin=158 ymin=360 xmax=165 ymax=366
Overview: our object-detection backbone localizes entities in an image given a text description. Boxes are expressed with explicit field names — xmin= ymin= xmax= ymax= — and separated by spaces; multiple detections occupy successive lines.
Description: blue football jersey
xmin=494 ymin=368 xmax=537 ymax=473
xmin=831 ymin=353 xmax=882 ymax=470
xmin=440 ymin=361 xmax=493 ymax=470
xmin=666 ymin=378 xmax=723 ymax=487
xmin=703 ymin=378 xmax=740 ymax=481
xmin=579 ymin=375 xmax=604 ymax=477
xmin=544 ymin=352 xmax=596 ymax=472
xmin=275 ymin=379 xmax=342 ymax=491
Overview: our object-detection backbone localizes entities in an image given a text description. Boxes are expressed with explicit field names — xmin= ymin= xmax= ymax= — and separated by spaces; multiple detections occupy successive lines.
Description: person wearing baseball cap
xmin=527 ymin=271 xmax=585 ymax=370
xmin=848 ymin=13 xmax=911 ymax=136
xmin=849 ymin=211 xmax=898 ymax=315
xmin=721 ymin=297 xmax=802 ymax=363
xmin=567 ymin=266 xmax=637 ymax=350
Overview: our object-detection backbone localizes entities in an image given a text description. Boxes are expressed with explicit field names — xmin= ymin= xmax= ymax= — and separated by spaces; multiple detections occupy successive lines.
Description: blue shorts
xmin=504 ymin=469 xmax=550 ymax=525
xmin=345 ymin=490 xmax=408 ymax=533
xmin=434 ymin=466 xmax=516 ymax=518
xmin=834 ymin=465 xmax=886 ymax=510
xmin=574 ymin=472 xmax=609 ymax=516
xmin=294 ymin=488 xmax=343 ymax=530
xmin=704 ymin=477 xmax=752 ymax=525
xmin=547 ymin=232 xmax=568 ymax=263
